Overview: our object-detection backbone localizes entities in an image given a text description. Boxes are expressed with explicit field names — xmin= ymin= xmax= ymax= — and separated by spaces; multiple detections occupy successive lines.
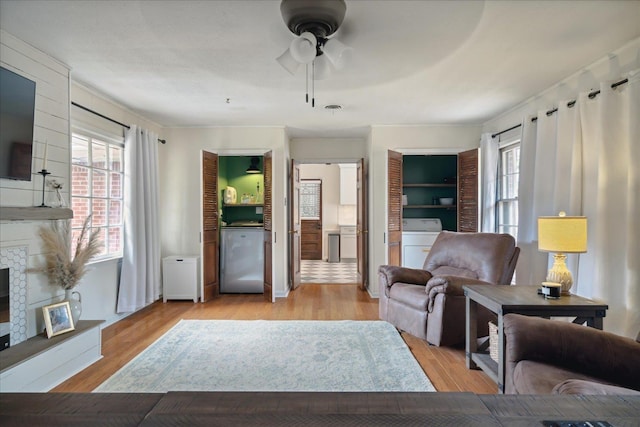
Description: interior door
xmin=458 ymin=148 xmax=479 ymax=232
xmin=356 ymin=158 xmax=368 ymax=290
xmin=387 ymin=150 xmax=403 ymax=266
xmin=201 ymin=150 xmax=219 ymax=301
xmin=300 ymin=179 xmax=322 ymax=260
xmin=263 ymin=151 xmax=273 ymax=301
xmin=289 ymin=160 xmax=302 ymax=290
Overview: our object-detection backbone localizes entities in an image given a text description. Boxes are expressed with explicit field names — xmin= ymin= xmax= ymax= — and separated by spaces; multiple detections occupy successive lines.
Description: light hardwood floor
xmin=52 ymin=284 xmax=497 ymax=394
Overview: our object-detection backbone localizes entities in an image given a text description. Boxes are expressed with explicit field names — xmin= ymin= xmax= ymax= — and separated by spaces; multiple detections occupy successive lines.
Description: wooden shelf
xmin=404 ymin=205 xmax=456 ymax=209
xmin=403 ymin=183 xmax=456 ymax=188
xmin=0 ymin=206 xmax=73 ymax=221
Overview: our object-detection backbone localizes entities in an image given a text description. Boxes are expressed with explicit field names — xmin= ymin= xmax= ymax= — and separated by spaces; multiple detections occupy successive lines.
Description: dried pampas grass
xmin=34 ymin=215 xmax=103 ymax=290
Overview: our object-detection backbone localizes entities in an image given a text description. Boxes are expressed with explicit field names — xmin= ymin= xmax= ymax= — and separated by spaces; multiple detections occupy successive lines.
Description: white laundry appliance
xmin=401 ymin=218 xmax=442 ymax=269
xmin=220 ymin=226 xmax=264 ymax=293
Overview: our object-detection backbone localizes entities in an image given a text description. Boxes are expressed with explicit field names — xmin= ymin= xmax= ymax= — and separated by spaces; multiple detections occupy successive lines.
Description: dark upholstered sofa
xmin=378 ymin=231 xmax=519 ymax=347
xmin=503 ymin=313 xmax=640 ymax=395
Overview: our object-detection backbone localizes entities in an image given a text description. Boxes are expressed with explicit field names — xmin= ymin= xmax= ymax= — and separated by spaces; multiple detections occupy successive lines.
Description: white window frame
xmin=496 ymin=138 xmax=520 ymax=240
xmin=70 ymin=126 xmax=125 ymax=261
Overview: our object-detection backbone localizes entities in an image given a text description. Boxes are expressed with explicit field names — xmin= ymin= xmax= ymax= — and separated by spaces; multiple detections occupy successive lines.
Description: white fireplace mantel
xmin=0 ymin=207 xmax=73 ymax=221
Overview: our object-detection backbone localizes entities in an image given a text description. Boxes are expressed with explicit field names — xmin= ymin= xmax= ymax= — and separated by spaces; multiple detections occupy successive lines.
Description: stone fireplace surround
xmin=0 ymin=246 xmax=28 ymax=346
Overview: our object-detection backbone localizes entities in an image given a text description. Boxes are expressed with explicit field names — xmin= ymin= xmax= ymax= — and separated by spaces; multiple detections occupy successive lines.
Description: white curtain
xmin=117 ymin=125 xmax=161 ymax=313
xmin=576 ymin=71 xmax=640 ymax=337
xmin=517 ymin=70 xmax=640 ymax=337
xmin=480 ymin=133 xmax=498 ymax=232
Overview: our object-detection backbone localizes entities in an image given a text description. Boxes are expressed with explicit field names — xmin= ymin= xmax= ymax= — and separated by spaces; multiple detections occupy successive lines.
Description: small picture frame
xmin=42 ymin=301 xmax=75 ymax=338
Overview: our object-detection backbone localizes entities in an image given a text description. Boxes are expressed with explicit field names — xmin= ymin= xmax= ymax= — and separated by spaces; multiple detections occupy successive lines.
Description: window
xmin=300 ymin=180 xmax=321 ymax=219
xmin=71 ymin=131 xmax=124 ymax=259
xmin=496 ymin=141 xmax=520 ymax=240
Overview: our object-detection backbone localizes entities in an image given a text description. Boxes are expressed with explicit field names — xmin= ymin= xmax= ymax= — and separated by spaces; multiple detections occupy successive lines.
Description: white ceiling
xmin=1 ymin=1 xmax=639 ymax=138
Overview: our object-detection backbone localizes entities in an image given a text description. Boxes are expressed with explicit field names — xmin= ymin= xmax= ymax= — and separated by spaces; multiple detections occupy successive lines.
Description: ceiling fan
xmin=276 ymin=0 xmax=353 ymax=107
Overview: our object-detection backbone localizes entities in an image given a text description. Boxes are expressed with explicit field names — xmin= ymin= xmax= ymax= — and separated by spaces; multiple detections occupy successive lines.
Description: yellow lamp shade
xmin=538 ymin=214 xmax=587 ymax=253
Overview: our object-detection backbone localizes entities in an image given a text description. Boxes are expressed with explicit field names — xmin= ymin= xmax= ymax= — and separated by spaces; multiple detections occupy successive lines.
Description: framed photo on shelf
xmin=42 ymin=301 xmax=75 ymax=338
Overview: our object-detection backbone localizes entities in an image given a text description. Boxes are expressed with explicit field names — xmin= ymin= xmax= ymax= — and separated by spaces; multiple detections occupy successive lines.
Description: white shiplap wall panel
xmin=1 ymin=29 xmax=71 ymax=340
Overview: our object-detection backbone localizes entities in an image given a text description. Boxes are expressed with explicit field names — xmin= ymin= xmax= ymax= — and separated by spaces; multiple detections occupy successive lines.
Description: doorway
xmin=295 ymin=163 xmax=359 ymax=285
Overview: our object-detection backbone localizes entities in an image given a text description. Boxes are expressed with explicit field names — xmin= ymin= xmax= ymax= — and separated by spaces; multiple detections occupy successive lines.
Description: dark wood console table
xmin=463 ymin=285 xmax=608 ymax=394
xmin=1 ymin=392 xmax=637 ymax=426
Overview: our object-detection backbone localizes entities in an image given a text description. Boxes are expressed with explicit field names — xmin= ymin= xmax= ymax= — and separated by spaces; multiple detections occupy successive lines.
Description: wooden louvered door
xmin=458 ymin=148 xmax=479 ymax=232
xmin=263 ymin=151 xmax=273 ymax=302
xmin=387 ymin=150 xmax=403 ymax=266
xmin=201 ymin=150 xmax=219 ymax=301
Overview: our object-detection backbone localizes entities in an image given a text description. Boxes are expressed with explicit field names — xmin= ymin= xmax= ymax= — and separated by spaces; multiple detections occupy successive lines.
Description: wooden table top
xmin=463 ymin=285 xmax=608 ymax=311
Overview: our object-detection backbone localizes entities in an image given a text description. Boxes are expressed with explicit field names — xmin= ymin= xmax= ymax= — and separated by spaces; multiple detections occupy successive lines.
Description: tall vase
xmin=65 ymin=289 xmax=82 ymax=325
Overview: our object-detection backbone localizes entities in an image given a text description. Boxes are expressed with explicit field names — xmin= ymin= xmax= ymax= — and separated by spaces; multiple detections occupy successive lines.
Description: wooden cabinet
xmin=339 ymin=164 xmax=357 ymax=205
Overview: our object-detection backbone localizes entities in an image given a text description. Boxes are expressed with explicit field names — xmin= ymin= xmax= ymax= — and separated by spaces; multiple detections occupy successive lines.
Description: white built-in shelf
xmin=0 ymin=207 xmax=73 ymax=221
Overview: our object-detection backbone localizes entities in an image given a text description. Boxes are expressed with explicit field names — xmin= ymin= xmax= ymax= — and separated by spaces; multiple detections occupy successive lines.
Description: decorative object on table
xmin=42 ymin=301 xmax=75 ymax=338
xmin=538 ymin=212 xmax=587 ymax=295
xmin=46 ymin=178 xmax=66 ymax=207
xmin=31 ymin=215 xmax=102 ymax=324
xmin=540 ymin=281 xmax=561 ymax=299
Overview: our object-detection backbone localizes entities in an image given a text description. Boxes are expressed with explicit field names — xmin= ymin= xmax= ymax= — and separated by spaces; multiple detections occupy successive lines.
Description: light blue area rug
xmin=94 ymin=320 xmax=434 ymax=392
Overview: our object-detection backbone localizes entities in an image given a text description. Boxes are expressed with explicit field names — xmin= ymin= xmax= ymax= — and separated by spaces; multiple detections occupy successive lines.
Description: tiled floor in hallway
xmin=300 ymin=259 xmax=357 ymax=284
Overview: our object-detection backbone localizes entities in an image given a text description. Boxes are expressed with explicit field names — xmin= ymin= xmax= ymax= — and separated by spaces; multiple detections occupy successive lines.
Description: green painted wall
xmin=218 ymin=156 xmax=264 ymax=225
xmin=403 ymin=155 xmax=458 ymax=231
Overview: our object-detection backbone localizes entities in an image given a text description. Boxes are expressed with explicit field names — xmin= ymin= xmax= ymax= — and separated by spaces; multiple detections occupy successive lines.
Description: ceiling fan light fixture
xmin=276 ymin=48 xmax=301 ymax=75
xmin=322 ymin=37 xmax=352 ymax=69
xmin=290 ymin=31 xmax=317 ymax=64
xmin=313 ymin=54 xmax=333 ymax=80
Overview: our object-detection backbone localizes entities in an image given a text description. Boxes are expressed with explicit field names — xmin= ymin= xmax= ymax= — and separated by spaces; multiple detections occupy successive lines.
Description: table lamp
xmin=537 ymin=212 xmax=587 ymax=295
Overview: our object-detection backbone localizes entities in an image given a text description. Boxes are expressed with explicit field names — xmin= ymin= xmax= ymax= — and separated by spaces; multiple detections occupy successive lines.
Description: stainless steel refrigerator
xmin=220 ymin=227 xmax=264 ymax=293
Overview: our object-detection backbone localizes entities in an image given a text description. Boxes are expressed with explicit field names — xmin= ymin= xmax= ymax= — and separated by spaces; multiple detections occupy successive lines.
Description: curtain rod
xmin=71 ymin=102 xmax=167 ymax=144
xmin=531 ymin=78 xmax=629 ymax=123
xmin=491 ymin=123 xmax=522 ymax=139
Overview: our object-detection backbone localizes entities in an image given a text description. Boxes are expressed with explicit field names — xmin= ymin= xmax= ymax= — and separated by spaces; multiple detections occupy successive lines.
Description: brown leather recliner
xmin=378 ymin=231 xmax=519 ymax=346
xmin=503 ymin=313 xmax=640 ymax=395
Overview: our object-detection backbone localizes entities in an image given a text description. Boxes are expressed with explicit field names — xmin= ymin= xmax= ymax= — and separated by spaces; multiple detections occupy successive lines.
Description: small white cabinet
xmin=340 ymin=226 xmax=357 ymax=260
xmin=339 ymin=164 xmax=357 ymax=205
xmin=163 ymin=256 xmax=200 ymax=303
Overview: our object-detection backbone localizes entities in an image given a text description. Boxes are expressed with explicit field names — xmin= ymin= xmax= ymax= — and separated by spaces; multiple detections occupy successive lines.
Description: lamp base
xmin=546 ymin=253 xmax=573 ymax=295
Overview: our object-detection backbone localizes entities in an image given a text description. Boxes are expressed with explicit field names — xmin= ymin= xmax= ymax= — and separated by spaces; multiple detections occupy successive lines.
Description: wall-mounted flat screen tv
xmin=0 ymin=66 xmax=36 ymax=181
